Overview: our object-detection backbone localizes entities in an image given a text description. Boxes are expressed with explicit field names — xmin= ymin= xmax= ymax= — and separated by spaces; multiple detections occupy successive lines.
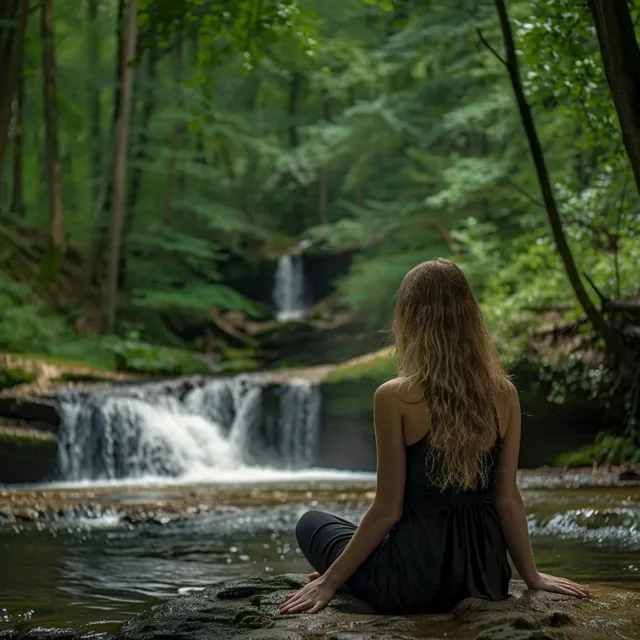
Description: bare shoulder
xmin=375 ymin=377 xmax=423 ymax=404
xmin=505 ymin=379 xmax=519 ymax=406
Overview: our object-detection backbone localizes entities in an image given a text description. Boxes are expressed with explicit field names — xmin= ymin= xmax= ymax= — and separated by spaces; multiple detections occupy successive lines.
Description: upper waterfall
xmin=273 ymin=253 xmax=310 ymax=321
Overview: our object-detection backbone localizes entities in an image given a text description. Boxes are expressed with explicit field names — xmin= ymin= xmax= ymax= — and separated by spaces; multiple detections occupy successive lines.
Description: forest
xmin=1 ymin=0 xmax=639 ymax=462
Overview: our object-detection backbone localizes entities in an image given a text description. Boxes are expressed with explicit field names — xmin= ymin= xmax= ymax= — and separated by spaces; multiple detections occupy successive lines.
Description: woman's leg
xmin=295 ymin=510 xmax=358 ymax=574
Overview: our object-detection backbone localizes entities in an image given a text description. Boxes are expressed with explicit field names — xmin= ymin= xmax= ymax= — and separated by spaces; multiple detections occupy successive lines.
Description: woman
xmin=281 ymin=259 xmax=587 ymax=615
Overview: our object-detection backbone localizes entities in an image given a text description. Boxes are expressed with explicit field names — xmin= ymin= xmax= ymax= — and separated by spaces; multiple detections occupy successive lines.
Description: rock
xmin=105 ymin=575 xmax=639 ymax=640
xmin=2 ymin=576 xmax=638 ymax=640
xmin=0 ymin=628 xmax=81 ymax=640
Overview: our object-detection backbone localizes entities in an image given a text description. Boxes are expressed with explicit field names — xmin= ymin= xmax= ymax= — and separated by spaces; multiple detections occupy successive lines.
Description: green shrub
xmin=555 ymin=432 xmax=640 ymax=467
xmin=0 ymin=367 xmax=36 ymax=391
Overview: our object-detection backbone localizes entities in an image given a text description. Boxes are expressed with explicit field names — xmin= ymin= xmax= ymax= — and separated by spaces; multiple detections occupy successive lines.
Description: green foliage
xmin=555 ymin=434 xmax=640 ymax=467
xmin=104 ymin=326 xmax=259 ymax=375
xmin=0 ymin=277 xmax=70 ymax=355
xmin=1 ymin=0 xmax=639 ymax=443
xmin=537 ymin=357 xmax=613 ymax=405
xmin=133 ymin=283 xmax=263 ymax=317
xmin=0 ymin=367 xmax=36 ymax=391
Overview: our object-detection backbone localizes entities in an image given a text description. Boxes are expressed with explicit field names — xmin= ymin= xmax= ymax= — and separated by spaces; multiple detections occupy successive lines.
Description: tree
xmin=88 ymin=0 xmax=102 ymax=204
xmin=10 ymin=52 xmax=24 ymax=216
xmin=161 ymin=30 xmax=185 ymax=225
xmin=488 ymin=0 xmax=626 ymax=362
xmin=105 ymin=0 xmax=138 ymax=333
xmin=588 ymin=0 xmax=640 ymax=196
xmin=41 ymin=0 xmax=65 ymax=251
xmin=0 ymin=0 xmax=28 ymax=191
xmin=82 ymin=0 xmax=126 ymax=297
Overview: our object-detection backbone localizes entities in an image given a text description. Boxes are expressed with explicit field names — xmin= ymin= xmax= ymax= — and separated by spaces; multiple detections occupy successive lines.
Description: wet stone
xmin=4 ymin=575 xmax=640 ymax=640
xmin=236 ymin=632 xmax=307 ymax=640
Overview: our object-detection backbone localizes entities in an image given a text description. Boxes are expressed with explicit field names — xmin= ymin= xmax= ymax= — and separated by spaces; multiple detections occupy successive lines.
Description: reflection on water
xmin=1 ymin=488 xmax=638 ymax=631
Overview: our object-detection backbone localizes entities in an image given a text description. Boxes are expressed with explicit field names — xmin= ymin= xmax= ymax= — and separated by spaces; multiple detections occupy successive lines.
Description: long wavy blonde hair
xmin=392 ymin=259 xmax=511 ymax=491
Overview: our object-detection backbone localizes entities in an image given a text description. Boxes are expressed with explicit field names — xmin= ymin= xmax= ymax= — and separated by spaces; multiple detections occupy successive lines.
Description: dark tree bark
xmin=126 ymin=45 xmax=157 ymax=217
xmin=88 ymin=0 xmax=102 ymax=204
xmin=42 ymin=0 xmax=65 ymax=251
xmin=82 ymin=0 xmax=126 ymax=296
xmin=288 ymin=71 xmax=301 ymax=148
xmin=0 ymin=0 xmax=27 ymax=189
xmin=119 ymin=43 xmax=158 ymax=287
xmin=10 ymin=55 xmax=24 ymax=215
xmin=105 ymin=0 xmax=137 ymax=333
xmin=588 ymin=0 xmax=640 ymax=195
xmin=161 ymin=30 xmax=184 ymax=226
xmin=491 ymin=0 xmax=626 ymax=362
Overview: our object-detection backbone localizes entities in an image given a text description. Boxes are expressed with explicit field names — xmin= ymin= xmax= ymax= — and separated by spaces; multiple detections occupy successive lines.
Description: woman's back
xmin=350 ymin=379 xmax=512 ymax=613
xmin=393 ymin=377 xmax=506 ymax=506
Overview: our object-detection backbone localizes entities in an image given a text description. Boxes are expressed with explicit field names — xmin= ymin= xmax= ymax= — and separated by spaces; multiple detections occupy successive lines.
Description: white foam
xmin=38 ymin=467 xmax=375 ymax=490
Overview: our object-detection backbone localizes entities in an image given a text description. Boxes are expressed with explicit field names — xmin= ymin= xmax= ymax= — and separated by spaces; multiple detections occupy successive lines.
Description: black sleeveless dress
xmin=295 ymin=432 xmax=511 ymax=614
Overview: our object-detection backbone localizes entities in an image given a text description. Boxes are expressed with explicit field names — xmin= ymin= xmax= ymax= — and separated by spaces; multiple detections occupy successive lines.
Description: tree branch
xmin=504 ymin=178 xmax=545 ymax=209
xmin=582 ymin=272 xmax=608 ymax=305
xmin=477 ymin=28 xmax=507 ymax=66
xmin=491 ymin=0 xmax=627 ymax=363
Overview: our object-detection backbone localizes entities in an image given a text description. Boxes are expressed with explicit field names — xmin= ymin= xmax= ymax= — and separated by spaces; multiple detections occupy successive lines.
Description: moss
xmin=54 ymin=372 xmax=117 ymax=384
xmin=325 ymin=349 xmax=395 ymax=384
xmin=8 ymin=351 xmax=116 ymax=371
xmin=0 ymin=429 xmax=56 ymax=447
xmin=0 ymin=367 xmax=37 ymax=391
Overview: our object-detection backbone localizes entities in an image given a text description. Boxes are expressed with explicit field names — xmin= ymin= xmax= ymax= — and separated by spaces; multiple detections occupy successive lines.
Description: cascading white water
xmin=56 ymin=376 xmax=322 ymax=482
xmin=273 ymin=253 xmax=309 ymax=322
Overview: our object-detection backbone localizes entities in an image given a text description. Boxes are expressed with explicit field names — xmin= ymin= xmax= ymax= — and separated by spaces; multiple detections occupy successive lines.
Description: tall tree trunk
xmin=119 ymin=43 xmax=158 ymax=287
xmin=288 ymin=71 xmax=301 ymax=148
xmin=491 ymin=0 xmax=626 ymax=362
xmin=10 ymin=56 xmax=24 ymax=215
xmin=161 ymin=31 xmax=184 ymax=226
xmin=82 ymin=0 xmax=125 ymax=296
xmin=42 ymin=0 xmax=65 ymax=251
xmin=588 ymin=0 xmax=640 ymax=195
xmin=0 ymin=0 xmax=27 ymax=190
xmin=105 ymin=0 xmax=137 ymax=333
xmin=88 ymin=0 xmax=102 ymax=204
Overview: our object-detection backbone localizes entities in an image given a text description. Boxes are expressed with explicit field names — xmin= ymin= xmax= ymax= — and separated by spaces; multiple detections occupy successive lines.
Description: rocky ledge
xmin=2 ymin=574 xmax=639 ymax=640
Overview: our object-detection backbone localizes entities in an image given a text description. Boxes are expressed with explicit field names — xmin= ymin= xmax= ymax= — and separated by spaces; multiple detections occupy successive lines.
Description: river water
xmin=1 ymin=376 xmax=639 ymax=632
xmin=1 ymin=481 xmax=639 ymax=632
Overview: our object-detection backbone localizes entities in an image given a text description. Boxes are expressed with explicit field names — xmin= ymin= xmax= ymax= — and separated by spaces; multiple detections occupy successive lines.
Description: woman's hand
xmin=280 ymin=575 xmax=338 ymax=614
xmin=526 ymin=572 xmax=588 ymax=598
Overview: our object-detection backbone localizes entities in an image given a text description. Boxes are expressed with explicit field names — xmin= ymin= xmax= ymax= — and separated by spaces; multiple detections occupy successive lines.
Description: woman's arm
xmin=280 ymin=380 xmax=406 ymax=614
xmin=495 ymin=383 xmax=587 ymax=598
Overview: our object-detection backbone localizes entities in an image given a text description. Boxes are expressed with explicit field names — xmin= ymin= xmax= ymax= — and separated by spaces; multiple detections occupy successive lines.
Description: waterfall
xmin=56 ymin=376 xmax=322 ymax=482
xmin=273 ymin=253 xmax=309 ymax=321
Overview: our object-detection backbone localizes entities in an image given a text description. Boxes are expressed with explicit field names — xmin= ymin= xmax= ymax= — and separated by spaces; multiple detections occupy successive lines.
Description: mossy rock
xmin=0 ymin=429 xmax=56 ymax=447
xmin=0 ymin=367 xmax=37 ymax=391
xmin=325 ymin=350 xmax=395 ymax=384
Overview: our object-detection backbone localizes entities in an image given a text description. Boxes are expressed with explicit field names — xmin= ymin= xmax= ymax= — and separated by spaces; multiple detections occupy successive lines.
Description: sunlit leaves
xmin=138 ymin=0 xmax=320 ymax=81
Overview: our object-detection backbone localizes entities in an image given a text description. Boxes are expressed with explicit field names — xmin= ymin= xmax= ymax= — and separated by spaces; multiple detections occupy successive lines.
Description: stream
xmin=1 ymin=481 xmax=639 ymax=632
